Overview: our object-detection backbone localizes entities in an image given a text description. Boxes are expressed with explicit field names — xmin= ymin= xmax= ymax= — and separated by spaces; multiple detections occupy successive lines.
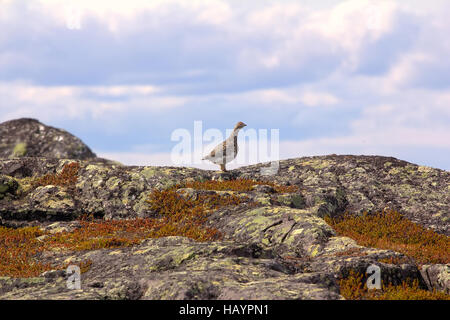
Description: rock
xmin=208 ymin=206 xmax=336 ymax=257
xmin=0 ymin=175 xmax=18 ymax=200
xmin=45 ymin=222 xmax=70 ymax=234
xmin=0 ymin=118 xmax=96 ymax=160
xmin=238 ymin=155 xmax=450 ymax=235
xmin=0 ymin=152 xmax=448 ymax=300
xmin=316 ymin=187 xmax=348 ymax=219
xmin=421 ymin=264 xmax=450 ymax=294
xmin=176 ymin=188 xmax=198 ymax=201
xmin=211 ymin=171 xmax=238 ymax=181
xmin=1 ymin=155 xmax=448 ymax=234
xmin=0 ymin=235 xmax=424 ymax=300
xmin=277 ymin=193 xmax=307 ymax=209
xmin=251 ymin=184 xmax=275 ymax=193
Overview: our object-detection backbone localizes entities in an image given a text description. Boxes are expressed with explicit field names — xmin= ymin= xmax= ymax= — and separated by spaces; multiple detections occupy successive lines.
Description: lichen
xmin=12 ymin=142 xmax=27 ymax=157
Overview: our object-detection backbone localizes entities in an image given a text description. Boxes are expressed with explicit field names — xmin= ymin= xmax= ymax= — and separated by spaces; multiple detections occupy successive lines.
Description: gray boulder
xmin=0 ymin=118 xmax=96 ymax=160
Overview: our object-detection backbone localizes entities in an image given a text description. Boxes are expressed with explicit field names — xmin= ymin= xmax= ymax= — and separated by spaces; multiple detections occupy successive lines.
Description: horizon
xmin=1 ymin=0 xmax=449 ymax=171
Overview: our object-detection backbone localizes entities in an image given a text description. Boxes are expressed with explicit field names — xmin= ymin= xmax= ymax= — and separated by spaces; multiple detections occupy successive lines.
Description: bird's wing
xmin=207 ymin=148 xmax=216 ymax=158
xmin=203 ymin=141 xmax=226 ymax=160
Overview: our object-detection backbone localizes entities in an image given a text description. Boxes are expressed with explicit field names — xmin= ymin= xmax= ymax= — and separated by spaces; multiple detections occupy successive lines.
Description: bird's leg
xmin=220 ymin=163 xmax=227 ymax=172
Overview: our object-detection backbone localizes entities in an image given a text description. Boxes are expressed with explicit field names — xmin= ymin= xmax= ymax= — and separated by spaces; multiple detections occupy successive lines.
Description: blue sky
xmin=1 ymin=0 xmax=449 ymax=170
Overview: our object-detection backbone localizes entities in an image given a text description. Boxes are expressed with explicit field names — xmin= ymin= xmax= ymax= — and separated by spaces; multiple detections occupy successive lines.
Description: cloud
xmin=279 ymin=89 xmax=450 ymax=170
xmin=229 ymin=88 xmax=339 ymax=107
xmin=0 ymin=82 xmax=186 ymax=123
xmin=1 ymin=0 xmax=432 ymax=93
xmin=1 ymin=0 xmax=450 ymax=171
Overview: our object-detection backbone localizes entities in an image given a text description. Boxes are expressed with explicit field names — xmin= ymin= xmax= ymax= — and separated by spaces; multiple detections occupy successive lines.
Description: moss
xmin=0 ymin=176 xmax=19 ymax=199
xmin=0 ymin=184 xmax=8 ymax=194
xmin=308 ymin=245 xmax=321 ymax=257
xmin=291 ymin=194 xmax=306 ymax=209
xmin=45 ymin=198 xmax=74 ymax=209
xmin=255 ymin=196 xmax=271 ymax=205
xmin=105 ymin=176 xmax=121 ymax=190
xmin=141 ymin=167 xmax=158 ymax=179
xmin=301 ymin=159 xmax=333 ymax=170
xmin=12 ymin=142 xmax=27 ymax=157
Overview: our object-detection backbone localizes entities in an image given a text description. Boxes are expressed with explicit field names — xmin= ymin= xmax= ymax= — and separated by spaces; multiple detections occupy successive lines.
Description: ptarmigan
xmin=202 ymin=121 xmax=247 ymax=172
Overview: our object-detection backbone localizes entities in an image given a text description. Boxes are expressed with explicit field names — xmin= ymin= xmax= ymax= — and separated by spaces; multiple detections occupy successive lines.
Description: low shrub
xmin=182 ymin=178 xmax=298 ymax=193
xmin=32 ymin=162 xmax=80 ymax=188
xmin=339 ymin=270 xmax=450 ymax=300
xmin=325 ymin=210 xmax=450 ymax=265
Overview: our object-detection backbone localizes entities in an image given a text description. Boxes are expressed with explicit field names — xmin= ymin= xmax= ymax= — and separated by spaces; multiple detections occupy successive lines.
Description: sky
xmin=0 ymin=0 xmax=449 ymax=170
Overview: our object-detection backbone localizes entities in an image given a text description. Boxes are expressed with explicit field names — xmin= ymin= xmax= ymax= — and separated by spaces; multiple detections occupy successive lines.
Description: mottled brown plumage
xmin=203 ymin=122 xmax=247 ymax=171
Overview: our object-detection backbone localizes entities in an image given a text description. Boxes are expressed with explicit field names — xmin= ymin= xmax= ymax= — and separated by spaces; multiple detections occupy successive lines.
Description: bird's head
xmin=234 ymin=121 xmax=247 ymax=130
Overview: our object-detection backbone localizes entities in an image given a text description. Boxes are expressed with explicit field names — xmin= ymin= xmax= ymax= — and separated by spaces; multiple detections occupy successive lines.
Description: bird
xmin=202 ymin=121 xmax=247 ymax=172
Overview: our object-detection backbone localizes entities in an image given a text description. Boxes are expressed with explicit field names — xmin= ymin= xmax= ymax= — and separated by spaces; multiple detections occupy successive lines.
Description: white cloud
xmin=237 ymin=89 xmax=300 ymax=105
xmin=226 ymin=88 xmax=339 ymax=108
xmin=280 ymin=92 xmax=450 ymax=164
xmin=302 ymin=0 xmax=398 ymax=75
xmin=300 ymin=91 xmax=339 ymax=107
xmin=87 ymin=85 xmax=160 ymax=96
xmin=0 ymin=82 xmax=186 ymax=122
xmin=37 ymin=0 xmax=233 ymax=33
xmin=1 ymin=0 xmax=419 ymax=89
xmin=1 ymin=0 xmax=450 ymax=171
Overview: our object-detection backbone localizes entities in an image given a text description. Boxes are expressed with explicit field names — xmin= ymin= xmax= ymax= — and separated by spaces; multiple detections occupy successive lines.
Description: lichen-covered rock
xmin=208 ymin=206 xmax=336 ymax=257
xmin=0 ymin=175 xmax=18 ymax=200
xmin=421 ymin=264 xmax=450 ymax=294
xmin=0 ymin=154 xmax=448 ymax=300
xmin=238 ymin=155 xmax=450 ymax=235
xmin=0 ymin=236 xmax=420 ymax=300
xmin=0 ymin=118 xmax=96 ymax=160
xmin=1 ymin=155 xmax=448 ymax=234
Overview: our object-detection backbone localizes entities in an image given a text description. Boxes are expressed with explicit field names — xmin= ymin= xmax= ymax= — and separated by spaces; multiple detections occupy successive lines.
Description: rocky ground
xmin=0 ymin=118 xmax=448 ymax=300
xmin=0 ymin=155 xmax=448 ymax=299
